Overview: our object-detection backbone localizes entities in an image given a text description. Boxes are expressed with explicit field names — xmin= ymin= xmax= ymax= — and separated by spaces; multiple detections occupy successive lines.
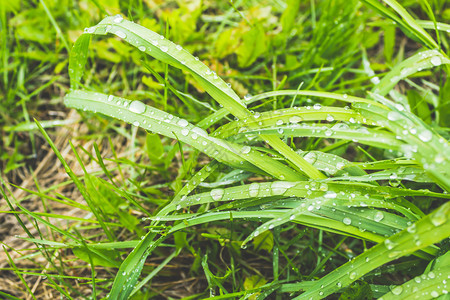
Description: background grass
xmin=1 ymin=0 xmax=449 ymax=299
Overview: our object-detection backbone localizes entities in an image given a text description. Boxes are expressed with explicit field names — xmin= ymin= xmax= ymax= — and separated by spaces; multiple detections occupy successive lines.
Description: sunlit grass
xmin=1 ymin=0 xmax=449 ymax=299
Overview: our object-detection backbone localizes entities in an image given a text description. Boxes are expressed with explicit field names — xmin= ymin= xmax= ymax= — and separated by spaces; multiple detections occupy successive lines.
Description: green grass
xmin=1 ymin=0 xmax=450 ymax=299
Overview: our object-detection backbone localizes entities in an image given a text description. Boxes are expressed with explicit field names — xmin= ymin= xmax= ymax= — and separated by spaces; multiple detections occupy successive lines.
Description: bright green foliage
xmin=2 ymin=1 xmax=450 ymax=299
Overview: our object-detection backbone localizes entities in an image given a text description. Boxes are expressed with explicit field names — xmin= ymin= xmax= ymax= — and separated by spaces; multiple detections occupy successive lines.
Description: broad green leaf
xmin=236 ymin=23 xmax=267 ymax=68
xmin=72 ymin=247 xmax=120 ymax=268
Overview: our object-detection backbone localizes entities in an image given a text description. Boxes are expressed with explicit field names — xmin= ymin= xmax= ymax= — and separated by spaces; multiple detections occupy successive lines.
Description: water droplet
xmin=390 ymin=173 xmax=398 ymax=179
xmin=374 ymin=211 xmax=384 ymax=222
xmin=384 ymin=239 xmax=396 ymax=250
xmin=391 ymin=286 xmax=403 ymax=295
xmin=129 ymin=101 xmax=146 ymax=114
xmin=349 ymin=272 xmax=357 ymax=279
xmin=289 ymin=116 xmax=302 ymax=123
xmin=325 ymin=191 xmax=337 ymax=198
xmin=241 ymin=146 xmax=251 ymax=154
xmin=249 ymin=183 xmax=260 ymax=197
xmin=430 ymin=56 xmax=442 ymax=66
xmin=107 ymin=95 xmax=114 ymax=102
xmin=431 ymin=209 xmax=446 ymax=227
xmin=113 ymin=14 xmax=124 ymax=23
xmin=336 ymin=162 xmax=345 ymax=169
xmin=431 ymin=291 xmax=439 ymax=298
xmin=271 ymin=181 xmax=295 ymax=195
xmin=304 ymin=152 xmax=317 ymax=164
xmin=210 ymin=189 xmax=224 ymax=201
xmin=326 ymin=114 xmax=335 ymax=122
xmin=343 ymin=94 xmax=348 ymax=99
xmin=388 ymin=111 xmax=401 ymax=121
xmin=191 ymin=133 xmax=198 ymax=140
xmin=85 ymin=26 xmax=95 ymax=33
xmin=138 ymin=46 xmax=146 ymax=51
xmin=132 ymin=121 xmax=140 ymax=127
xmin=319 ymin=183 xmax=328 ymax=191
xmin=176 ymin=204 xmax=181 ymax=210
xmin=177 ymin=119 xmax=189 ymax=127
xmin=115 ymin=30 xmax=126 ymax=39
xmin=160 ymin=46 xmax=168 ymax=52
xmin=324 ymin=129 xmax=333 ymax=136
xmin=313 ymin=103 xmax=322 ymax=110
xmin=176 ymin=45 xmax=182 ymax=51
xmin=418 ymin=129 xmax=432 ymax=142
xmin=343 ymin=217 xmax=352 ymax=225
xmin=181 ymin=129 xmax=189 ymax=136
xmin=428 ymin=271 xmax=436 ymax=279
xmin=276 ymin=119 xmax=284 ymax=125
xmin=151 ymin=40 xmax=158 ymax=46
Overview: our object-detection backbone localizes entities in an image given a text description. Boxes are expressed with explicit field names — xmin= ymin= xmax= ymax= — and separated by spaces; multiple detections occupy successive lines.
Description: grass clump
xmin=1 ymin=0 xmax=450 ymax=299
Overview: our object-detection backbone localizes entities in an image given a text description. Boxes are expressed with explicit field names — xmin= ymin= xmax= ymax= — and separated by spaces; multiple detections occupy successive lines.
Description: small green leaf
xmin=338 ymin=280 xmax=372 ymax=300
xmin=383 ymin=25 xmax=395 ymax=63
xmin=73 ymin=247 xmax=119 ymax=268
xmin=146 ymin=133 xmax=164 ymax=164
xmin=236 ymin=24 xmax=267 ymax=68
xmin=253 ymin=230 xmax=273 ymax=253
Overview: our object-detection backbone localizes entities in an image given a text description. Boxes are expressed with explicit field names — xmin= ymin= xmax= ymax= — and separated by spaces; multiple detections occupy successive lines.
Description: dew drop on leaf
xmin=387 ymin=111 xmax=401 ymax=121
xmin=430 ymin=56 xmax=441 ymax=66
xmin=113 ymin=14 xmax=124 ymax=23
xmin=210 ymin=189 xmax=224 ymax=201
xmin=289 ymin=116 xmax=302 ymax=123
xmin=129 ymin=101 xmax=146 ymax=114
xmin=430 ymin=209 xmax=446 ymax=227
xmin=374 ymin=211 xmax=384 ymax=222
xmin=241 ymin=146 xmax=251 ymax=154
xmin=248 ymin=182 xmax=260 ymax=197
xmin=418 ymin=129 xmax=432 ymax=142
xmin=271 ymin=182 xmax=294 ymax=195
xmin=177 ymin=119 xmax=189 ymax=127
xmin=326 ymin=114 xmax=335 ymax=122
xmin=115 ymin=30 xmax=126 ymax=39
xmin=343 ymin=217 xmax=352 ymax=225
xmin=325 ymin=191 xmax=337 ymax=198
xmin=391 ymin=286 xmax=403 ymax=295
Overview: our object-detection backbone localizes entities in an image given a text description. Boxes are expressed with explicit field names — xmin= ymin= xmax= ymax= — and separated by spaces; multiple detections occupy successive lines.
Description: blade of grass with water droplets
xmin=354 ymin=101 xmax=450 ymax=191
xmin=361 ymin=0 xmax=438 ymax=49
xmin=69 ymin=16 xmax=320 ymax=180
xmin=372 ymin=50 xmax=449 ymax=96
xmin=293 ymin=201 xmax=450 ymax=299
xmin=379 ymin=265 xmax=450 ymax=299
xmin=213 ymin=106 xmax=368 ymax=138
xmin=64 ymin=90 xmax=303 ymax=181
xmin=199 ymin=90 xmax=385 ymax=130
xmin=156 ymin=161 xmax=219 ymax=217
xmin=236 ymin=123 xmax=404 ymax=151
